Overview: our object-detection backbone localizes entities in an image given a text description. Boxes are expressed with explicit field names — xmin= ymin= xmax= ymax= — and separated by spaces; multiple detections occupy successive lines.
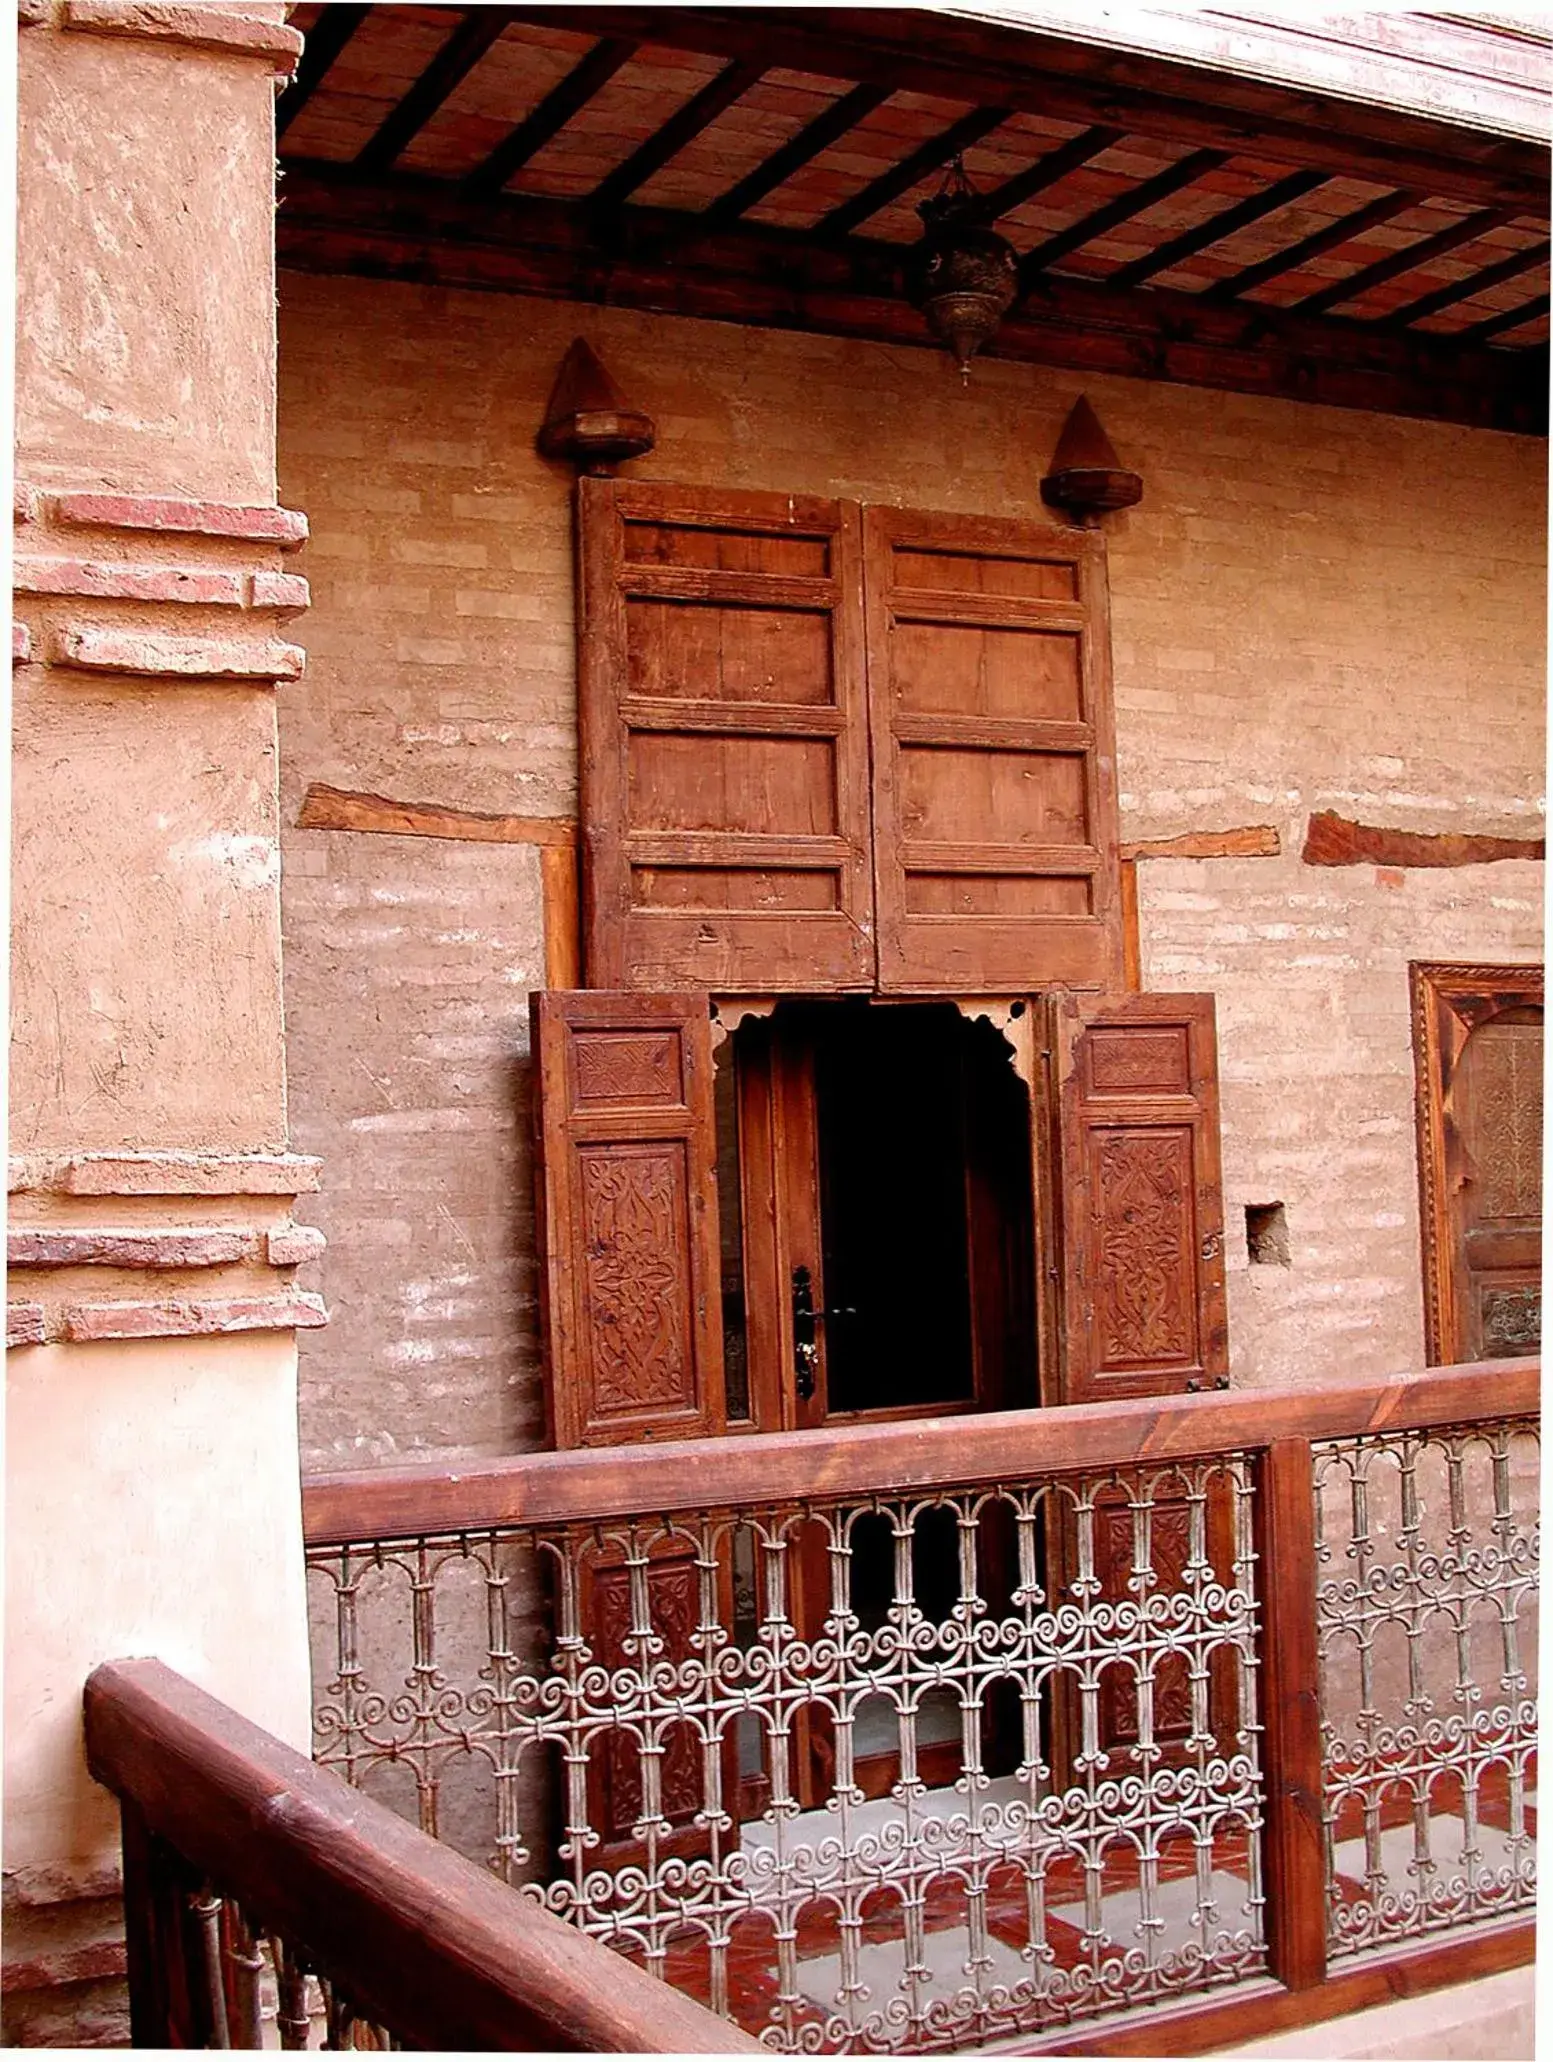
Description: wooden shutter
xmin=1052 ymin=991 xmax=1228 ymax=1404
xmin=578 ymin=479 xmax=873 ymax=992
xmin=531 ymin=990 xmax=725 ymax=1448
xmin=864 ymin=506 xmax=1122 ymax=994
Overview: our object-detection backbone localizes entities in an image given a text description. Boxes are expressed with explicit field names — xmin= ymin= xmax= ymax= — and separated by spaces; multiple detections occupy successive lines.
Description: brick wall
xmin=276 ymin=272 xmax=1544 ymax=1466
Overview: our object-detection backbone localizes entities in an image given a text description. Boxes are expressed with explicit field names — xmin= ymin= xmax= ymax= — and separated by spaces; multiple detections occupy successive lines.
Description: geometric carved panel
xmin=1088 ymin=1024 xmax=1191 ymax=1096
xmin=1090 ymin=1127 xmax=1197 ymax=1369
xmin=1461 ymin=1019 xmax=1542 ymax=1222
xmin=579 ymin=1144 xmax=694 ymax=1419
xmin=572 ymin=1029 xmax=684 ymax=1108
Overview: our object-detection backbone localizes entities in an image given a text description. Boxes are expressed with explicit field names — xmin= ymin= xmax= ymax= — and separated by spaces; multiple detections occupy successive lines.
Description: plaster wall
xmin=6 ymin=8 xmax=312 ymax=2016
xmin=275 ymin=273 xmax=1545 ymax=1467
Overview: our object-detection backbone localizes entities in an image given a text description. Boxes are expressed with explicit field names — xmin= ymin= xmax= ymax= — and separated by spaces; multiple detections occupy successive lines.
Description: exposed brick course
xmin=51 ymin=626 xmax=306 ymax=680
xmin=62 ymin=1292 xmax=328 ymax=1341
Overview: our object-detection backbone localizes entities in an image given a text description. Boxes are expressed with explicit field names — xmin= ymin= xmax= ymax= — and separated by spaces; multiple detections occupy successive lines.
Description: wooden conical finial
xmin=1040 ymin=396 xmax=1143 ymax=524
xmin=537 ymin=338 xmax=656 ymax=475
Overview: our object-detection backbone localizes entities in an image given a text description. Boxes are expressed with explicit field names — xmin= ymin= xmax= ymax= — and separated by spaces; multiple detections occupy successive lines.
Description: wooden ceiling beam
xmin=355 ymin=10 xmax=516 ymax=175
xmin=703 ymin=81 xmax=890 ymax=227
xmin=1018 ymin=147 xmax=1227 ymax=290
xmin=590 ymin=57 xmax=767 ymax=213
xmin=1292 ymin=205 xmax=1516 ymax=317
xmin=274 ymin=162 xmax=1547 ymax=436
xmin=494 ymin=6 xmax=1550 ymax=217
xmin=819 ymin=105 xmax=1011 ymax=238
xmin=1205 ymin=190 xmax=1423 ymax=302
xmin=275 ymin=2 xmax=368 ymax=140
xmin=465 ymin=36 xmax=638 ymax=196
xmin=1387 ymin=237 xmax=1551 ymax=327
xmin=977 ymin=125 xmax=1125 ymax=225
xmin=1104 ymin=168 xmax=1329 ymax=291
xmin=1459 ymin=292 xmax=1550 ymax=343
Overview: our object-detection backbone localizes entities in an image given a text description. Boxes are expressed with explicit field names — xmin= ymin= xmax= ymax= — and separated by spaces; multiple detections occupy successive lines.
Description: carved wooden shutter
xmin=531 ymin=990 xmax=725 ymax=1448
xmin=1052 ymin=992 xmax=1228 ymax=1403
xmin=578 ymin=479 xmax=873 ymax=992
xmin=864 ymin=507 xmax=1122 ymax=994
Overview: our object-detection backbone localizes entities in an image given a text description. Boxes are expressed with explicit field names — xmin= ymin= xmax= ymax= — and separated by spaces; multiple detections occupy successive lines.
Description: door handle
xmin=790 ymin=1268 xmax=857 ymax=1402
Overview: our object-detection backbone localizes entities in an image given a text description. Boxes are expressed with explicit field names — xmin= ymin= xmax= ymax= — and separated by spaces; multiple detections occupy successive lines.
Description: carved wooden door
xmin=577 ymin=479 xmax=874 ymax=993
xmin=530 ymin=988 xmax=732 ymax=1857
xmin=1412 ymin=963 xmax=1543 ymax=1363
xmin=1048 ymin=991 xmax=1232 ymax=1772
xmin=863 ymin=506 xmax=1122 ymax=995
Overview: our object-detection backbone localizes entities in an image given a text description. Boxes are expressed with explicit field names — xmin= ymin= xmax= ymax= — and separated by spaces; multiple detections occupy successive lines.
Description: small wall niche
xmin=1246 ymin=1202 xmax=1290 ymax=1267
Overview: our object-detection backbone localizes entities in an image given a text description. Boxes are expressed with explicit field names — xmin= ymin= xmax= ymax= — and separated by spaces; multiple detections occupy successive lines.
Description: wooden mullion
xmin=978 ymin=124 xmax=1125 ymax=224
xmin=1018 ymin=146 xmax=1228 ymax=288
xmin=465 ymin=36 xmax=638 ymax=195
xmin=1388 ymin=237 xmax=1551 ymax=327
xmin=1291 ymin=204 xmax=1514 ymax=316
xmin=1105 ymin=166 xmax=1329 ymax=290
xmin=1206 ymin=187 xmax=1421 ymax=300
xmin=589 ymin=59 xmax=767 ymax=213
xmin=820 ymin=104 xmax=1012 ymax=238
xmin=703 ymin=81 xmax=890 ymax=226
xmin=276 ymin=2 xmax=369 ymax=139
xmin=355 ymin=10 xmax=515 ymax=173
xmin=1254 ymin=1438 xmax=1328 ymax=1992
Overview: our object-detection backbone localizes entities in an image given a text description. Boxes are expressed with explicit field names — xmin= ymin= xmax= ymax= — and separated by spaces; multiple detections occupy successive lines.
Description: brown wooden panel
xmin=531 ymin=990 xmax=725 ymax=1449
xmin=865 ymin=506 xmax=1122 ymax=994
xmin=1411 ymin=961 xmax=1543 ymax=1364
xmin=1054 ymin=992 xmax=1229 ymax=1404
xmin=580 ymin=479 xmax=873 ymax=992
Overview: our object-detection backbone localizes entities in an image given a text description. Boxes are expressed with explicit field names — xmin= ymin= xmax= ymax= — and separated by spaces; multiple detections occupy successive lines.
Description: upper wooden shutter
xmin=864 ymin=506 xmax=1122 ymax=994
xmin=1053 ymin=991 xmax=1228 ymax=1404
xmin=578 ymin=479 xmax=873 ymax=992
xmin=531 ymin=990 xmax=725 ymax=1448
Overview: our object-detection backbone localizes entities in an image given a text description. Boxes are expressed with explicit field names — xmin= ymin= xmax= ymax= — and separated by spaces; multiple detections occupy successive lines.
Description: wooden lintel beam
xmin=276 ymin=2 xmax=369 ymax=139
xmin=298 ymin=781 xmax=577 ymax=848
xmin=1121 ymin=826 xmax=1281 ymax=861
xmin=1293 ymin=205 xmax=1515 ymax=318
xmin=1019 ymin=147 xmax=1228 ymax=289
xmin=1303 ymin=811 xmax=1545 ymax=867
xmin=820 ymin=104 xmax=1011 ymax=238
xmin=1390 ymin=239 xmax=1551 ymax=328
xmin=494 ymin=6 xmax=1550 ymax=218
xmin=704 ymin=81 xmax=890 ymax=227
xmin=466 ymin=36 xmax=638 ymax=195
xmin=590 ymin=57 xmax=766 ymax=214
xmin=355 ymin=10 xmax=515 ymax=175
xmin=274 ymin=165 xmax=1550 ymax=435
xmin=1105 ymin=168 xmax=1329 ymax=291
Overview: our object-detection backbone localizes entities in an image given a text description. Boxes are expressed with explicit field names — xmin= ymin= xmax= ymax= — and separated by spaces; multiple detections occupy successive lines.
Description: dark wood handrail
xmin=301 ymin=1359 xmax=1539 ymax=1546
xmin=84 ymin=1658 xmax=759 ymax=2053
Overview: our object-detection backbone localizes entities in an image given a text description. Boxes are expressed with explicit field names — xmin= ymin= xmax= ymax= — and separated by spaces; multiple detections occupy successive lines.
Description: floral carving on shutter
xmin=1055 ymin=992 xmax=1228 ymax=1403
xmin=531 ymin=990 xmax=724 ymax=1448
xmin=577 ymin=478 xmax=873 ymax=993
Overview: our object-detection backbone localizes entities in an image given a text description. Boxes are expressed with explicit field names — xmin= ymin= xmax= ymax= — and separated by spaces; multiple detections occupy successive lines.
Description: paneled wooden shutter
xmin=531 ymin=990 xmax=725 ymax=1448
xmin=864 ymin=507 xmax=1122 ymax=994
xmin=1053 ymin=992 xmax=1229 ymax=1403
xmin=578 ymin=479 xmax=873 ymax=992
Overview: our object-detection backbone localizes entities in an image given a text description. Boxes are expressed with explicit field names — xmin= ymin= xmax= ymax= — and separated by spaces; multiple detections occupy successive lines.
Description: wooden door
xmin=1047 ymin=990 xmax=1232 ymax=1774
xmin=1412 ymin=962 xmax=1543 ymax=1364
xmin=863 ymin=506 xmax=1123 ymax=995
xmin=577 ymin=479 xmax=874 ymax=992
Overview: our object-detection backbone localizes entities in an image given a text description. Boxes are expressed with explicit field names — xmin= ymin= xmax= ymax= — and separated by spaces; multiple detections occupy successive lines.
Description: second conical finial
xmin=537 ymin=338 xmax=656 ymax=476
xmin=1040 ymin=397 xmax=1143 ymax=524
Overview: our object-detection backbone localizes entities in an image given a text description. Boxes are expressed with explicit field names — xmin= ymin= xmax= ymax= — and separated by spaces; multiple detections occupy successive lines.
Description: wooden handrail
xmin=301 ymin=1359 xmax=1539 ymax=1546
xmin=84 ymin=1659 xmax=759 ymax=2053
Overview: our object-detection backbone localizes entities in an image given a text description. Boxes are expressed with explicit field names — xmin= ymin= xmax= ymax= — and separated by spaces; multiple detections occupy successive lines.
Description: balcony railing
xmin=83 ymin=1657 xmax=755 ymax=2050
xmin=299 ymin=1362 xmax=1537 ymax=2054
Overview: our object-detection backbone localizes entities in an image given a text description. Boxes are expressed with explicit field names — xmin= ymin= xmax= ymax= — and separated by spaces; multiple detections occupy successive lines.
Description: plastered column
xmin=7 ymin=3 xmax=314 ymax=2035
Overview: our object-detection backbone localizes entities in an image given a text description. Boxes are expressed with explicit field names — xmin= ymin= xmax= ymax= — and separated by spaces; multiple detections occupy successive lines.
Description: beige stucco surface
xmin=3 ymin=1334 xmax=313 ymax=1875
xmin=275 ymin=274 xmax=1545 ymax=1466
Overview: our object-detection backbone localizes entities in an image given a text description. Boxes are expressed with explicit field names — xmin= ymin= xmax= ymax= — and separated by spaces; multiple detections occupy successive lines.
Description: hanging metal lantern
xmin=906 ymin=157 xmax=1019 ymax=378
